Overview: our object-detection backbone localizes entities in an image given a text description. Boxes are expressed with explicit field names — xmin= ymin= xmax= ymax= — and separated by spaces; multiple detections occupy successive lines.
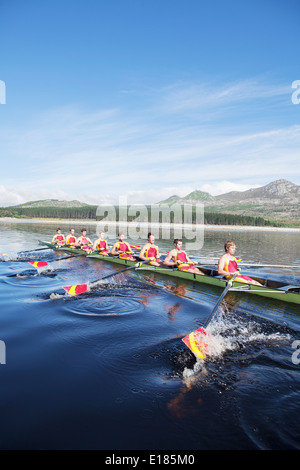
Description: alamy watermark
xmin=0 ymin=340 xmax=6 ymax=364
xmin=291 ymin=340 xmax=300 ymax=365
xmin=96 ymin=198 xmax=204 ymax=251
xmin=291 ymin=80 xmax=300 ymax=104
xmin=0 ymin=80 xmax=6 ymax=104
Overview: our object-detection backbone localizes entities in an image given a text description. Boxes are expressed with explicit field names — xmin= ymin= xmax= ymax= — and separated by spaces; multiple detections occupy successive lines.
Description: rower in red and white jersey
xmin=218 ymin=240 xmax=262 ymax=286
xmin=139 ymin=233 xmax=162 ymax=266
xmin=51 ymin=228 xmax=65 ymax=246
xmin=111 ymin=233 xmax=135 ymax=261
xmin=163 ymin=239 xmax=204 ymax=274
xmin=93 ymin=231 xmax=109 ymax=256
xmin=77 ymin=228 xmax=93 ymax=251
xmin=66 ymin=228 xmax=77 ymax=247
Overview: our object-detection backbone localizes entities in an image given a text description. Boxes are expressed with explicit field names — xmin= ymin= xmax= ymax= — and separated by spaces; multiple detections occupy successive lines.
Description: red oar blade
xmin=182 ymin=327 xmax=208 ymax=359
xmin=63 ymin=284 xmax=89 ymax=296
xmin=28 ymin=261 xmax=49 ymax=268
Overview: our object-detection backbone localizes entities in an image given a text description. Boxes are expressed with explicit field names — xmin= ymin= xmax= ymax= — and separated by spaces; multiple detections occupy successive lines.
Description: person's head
xmin=118 ymin=232 xmax=124 ymax=240
xmin=224 ymin=240 xmax=236 ymax=253
xmin=99 ymin=231 xmax=104 ymax=239
xmin=148 ymin=232 xmax=155 ymax=243
xmin=56 ymin=228 xmax=61 ymax=233
xmin=81 ymin=228 xmax=87 ymax=236
xmin=70 ymin=228 xmax=75 ymax=235
xmin=174 ymin=238 xmax=183 ymax=250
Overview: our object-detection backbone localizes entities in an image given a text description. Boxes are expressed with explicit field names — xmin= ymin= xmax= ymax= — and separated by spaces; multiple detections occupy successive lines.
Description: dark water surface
xmin=0 ymin=222 xmax=300 ymax=450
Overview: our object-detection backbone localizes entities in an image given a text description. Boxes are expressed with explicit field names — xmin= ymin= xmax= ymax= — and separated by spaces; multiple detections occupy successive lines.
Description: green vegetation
xmin=0 ymin=203 xmax=297 ymax=227
xmin=0 ymin=205 xmax=97 ymax=219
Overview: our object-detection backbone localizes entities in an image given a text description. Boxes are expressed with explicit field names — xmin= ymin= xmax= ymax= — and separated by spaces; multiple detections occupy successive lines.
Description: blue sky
xmin=0 ymin=0 xmax=300 ymax=206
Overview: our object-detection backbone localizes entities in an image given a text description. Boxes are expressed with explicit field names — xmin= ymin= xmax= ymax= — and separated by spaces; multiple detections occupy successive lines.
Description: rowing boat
xmin=38 ymin=241 xmax=300 ymax=305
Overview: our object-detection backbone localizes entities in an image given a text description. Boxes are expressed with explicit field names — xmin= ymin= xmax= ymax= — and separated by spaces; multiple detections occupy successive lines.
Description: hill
xmin=159 ymin=179 xmax=300 ymax=223
xmin=13 ymin=199 xmax=89 ymax=208
xmin=0 ymin=199 xmax=97 ymax=220
xmin=1 ymin=180 xmax=299 ymax=226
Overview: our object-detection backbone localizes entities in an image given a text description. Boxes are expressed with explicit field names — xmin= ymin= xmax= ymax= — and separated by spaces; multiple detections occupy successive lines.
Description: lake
xmin=0 ymin=222 xmax=299 ymax=450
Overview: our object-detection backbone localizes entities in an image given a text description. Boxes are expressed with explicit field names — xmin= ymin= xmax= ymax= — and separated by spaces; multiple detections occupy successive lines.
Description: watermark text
xmin=0 ymin=340 xmax=6 ymax=364
xmin=292 ymin=340 xmax=300 ymax=365
xmin=0 ymin=80 xmax=6 ymax=104
xmin=96 ymin=198 xmax=204 ymax=250
xmin=291 ymin=80 xmax=300 ymax=104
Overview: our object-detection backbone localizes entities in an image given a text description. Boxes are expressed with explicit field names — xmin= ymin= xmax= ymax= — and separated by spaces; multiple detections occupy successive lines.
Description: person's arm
xmin=111 ymin=242 xmax=117 ymax=255
xmin=163 ymin=250 xmax=176 ymax=266
xmin=218 ymin=256 xmax=239 ymax=276
xmin=125 ymin=242 xmax=134 ymax=254
xmin=138 ymin=244 xmax=148 ymax=260
xmin=185 ymin=253 xmax=196 ymax=265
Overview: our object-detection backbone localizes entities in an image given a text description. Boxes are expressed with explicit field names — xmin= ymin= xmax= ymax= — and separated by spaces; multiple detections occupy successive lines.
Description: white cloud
xmin=200 ymin=181 xmax=261 ymax=196
xmin=0 ymin=78 xmax=299 ymax=208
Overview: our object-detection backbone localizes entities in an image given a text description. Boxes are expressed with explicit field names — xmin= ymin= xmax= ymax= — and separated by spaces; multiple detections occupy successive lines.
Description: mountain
xmin=217 ymin=179 xmax=300 ymax=204
xmin=12 ymin=199 xmax=90 ymax=208
xmin=158 ymin=180 xmax=300 ymax=222
xmin=159 ymin=190 xmax=215 ymax=205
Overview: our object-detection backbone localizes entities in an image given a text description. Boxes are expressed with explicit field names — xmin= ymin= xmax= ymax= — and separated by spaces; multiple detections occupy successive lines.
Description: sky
xmin=0 ymin=0 xmax=300 ymax=206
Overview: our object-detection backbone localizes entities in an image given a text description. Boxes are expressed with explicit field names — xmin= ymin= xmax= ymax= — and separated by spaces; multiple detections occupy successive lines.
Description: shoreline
xmin=0 ymin=217 xmax=300 ymax=232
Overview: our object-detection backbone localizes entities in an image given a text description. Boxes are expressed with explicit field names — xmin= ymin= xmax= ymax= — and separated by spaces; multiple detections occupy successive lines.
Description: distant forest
xmin=0 ymin=204 xmax=286 ymax=227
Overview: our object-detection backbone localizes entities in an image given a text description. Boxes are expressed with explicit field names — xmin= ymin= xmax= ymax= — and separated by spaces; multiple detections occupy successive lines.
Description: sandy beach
xmin=1 ymin=217 xmax=300 ymax=232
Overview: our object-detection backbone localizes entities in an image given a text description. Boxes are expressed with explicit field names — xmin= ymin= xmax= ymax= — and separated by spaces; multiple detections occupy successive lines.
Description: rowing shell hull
xmin=38 ymin=241 xmax=300 ymax=305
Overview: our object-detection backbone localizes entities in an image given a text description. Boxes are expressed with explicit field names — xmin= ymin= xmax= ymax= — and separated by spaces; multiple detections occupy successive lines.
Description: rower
xmin=111 ymin=233 xmax=135 ymax=261
xmin=139 ymin=233 xmax=162 ymax=266
xmin=51 ymin=228 xmax=65 ymax=246
xmin=163 ymin=239 xmax=204 ymax=274
xmin=218 ymin=240 xmax=263 ymax=286
xmin=93 ymin=231 xmax=109 ymax=256
xmin=77 ymin=228 xmax=93 ymax=252
xmin=66 ymin=228 xmax=77 ymax=247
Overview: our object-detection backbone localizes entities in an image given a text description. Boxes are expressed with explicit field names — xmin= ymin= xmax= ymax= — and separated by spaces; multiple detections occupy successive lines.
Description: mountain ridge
xmin=158 ymin=179 xmax=300 ymax=221
xmin=1 ymin=179 xmax=299 ymax=223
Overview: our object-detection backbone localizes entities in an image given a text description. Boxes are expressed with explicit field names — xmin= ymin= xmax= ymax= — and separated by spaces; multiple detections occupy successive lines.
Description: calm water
xmin=0 ymin=222 xmax=300 ymax=450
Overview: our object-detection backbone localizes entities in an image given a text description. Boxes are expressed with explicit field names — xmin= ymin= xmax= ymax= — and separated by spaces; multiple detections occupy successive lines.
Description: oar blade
xmin=63 ymin=283 xmax=89 ymax=296
xmin=62 ymin=259 xmax=151 ymax=297
xmin=182 ymin=327 xmax=208 ymax=359
xmin=28 ymin=261 xmax=49 ymax=268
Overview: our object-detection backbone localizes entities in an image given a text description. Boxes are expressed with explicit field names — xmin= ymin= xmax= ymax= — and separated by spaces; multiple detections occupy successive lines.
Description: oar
xmin=182 ymin=273 xmax=238 ymax=360
xmin=63 ymin=259 xmax=151 ymax=296
xmin=18 ymin=247 xmax=50 ymax=254
xmin=235 ymin=262 xmax=299 ymax=269
xmin=28 ymin=254 xmax=83 ymax=269
xmin=190 ymin=259 xmax=299 ymax=269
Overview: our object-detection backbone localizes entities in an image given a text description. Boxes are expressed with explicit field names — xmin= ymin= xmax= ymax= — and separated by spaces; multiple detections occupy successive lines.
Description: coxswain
xmin=139 ymin=233 xmax=162 ymax=266
xmin=51 ymin=228 xmax=65 ymax=246
xmin=163 ymin=239 xmax=204 ymax=274
xmin=93 ymin=231 xmax=109 ymax=255
xmin=218 ymin=240 xmax=263 ymax=286
xmin=77 ymin=229 xmax=93 ymax=251
xmin=66 ymin=228 xmax=77 ymax=247
xmin=111 ymin=233 xmax=135 ymax=261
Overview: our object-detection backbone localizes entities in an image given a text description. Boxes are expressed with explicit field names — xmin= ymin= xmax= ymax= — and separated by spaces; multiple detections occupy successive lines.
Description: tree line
xmin=0 ymin=204 xmax=286 ymax=227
